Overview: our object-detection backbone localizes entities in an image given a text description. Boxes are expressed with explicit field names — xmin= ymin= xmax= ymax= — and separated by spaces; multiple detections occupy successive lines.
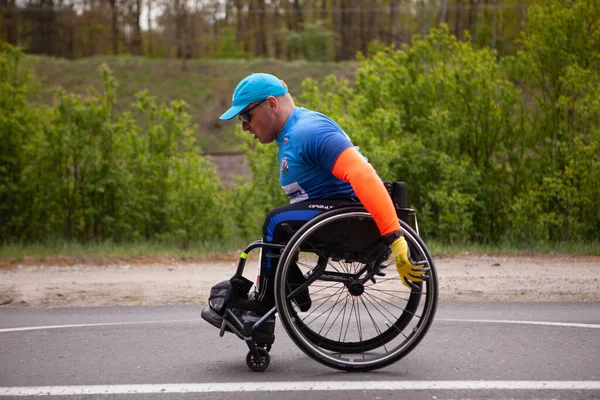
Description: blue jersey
xmin=276 ymin=107 xmax=358 ymax=203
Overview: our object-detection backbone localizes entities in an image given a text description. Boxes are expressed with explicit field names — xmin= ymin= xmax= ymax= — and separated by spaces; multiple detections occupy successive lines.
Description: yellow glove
xmin=390 ymin=236 xmax=426 ymax=290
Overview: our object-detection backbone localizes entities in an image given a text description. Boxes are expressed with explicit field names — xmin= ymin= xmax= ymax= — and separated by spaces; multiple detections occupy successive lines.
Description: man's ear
xmin=268 ymin=96 xmax=277 ymax=111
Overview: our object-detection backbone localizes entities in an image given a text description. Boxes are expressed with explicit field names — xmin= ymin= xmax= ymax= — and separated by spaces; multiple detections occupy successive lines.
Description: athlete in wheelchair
xmin=201 ymin=73 xmax=438 ymax=372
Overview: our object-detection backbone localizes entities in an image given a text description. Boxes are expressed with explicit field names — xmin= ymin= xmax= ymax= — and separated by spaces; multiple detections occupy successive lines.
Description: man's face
xmin=239 ymin=97 xmax=277 ymax=144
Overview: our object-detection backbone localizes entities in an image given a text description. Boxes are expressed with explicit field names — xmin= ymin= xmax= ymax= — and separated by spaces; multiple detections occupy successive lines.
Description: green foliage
xmin=507 ymin=0 xmax=600 ymax=242
xmin=366 ymin=40 xmax=388 ymax=58
xmin=300 ymin=25 xmax=524 ymax=242
xmin=299 ymin=13 xmax=600 ymax=245
xmin=280 ymin=22 xmax=335 ymax=62
xmin=22 ymin=67 xmax=129 ymax=242
xmin=0 ymin=44 xmax=42 ymax=240
xmin=1 ymin=45 xmax=228 ymax=247
xmin=226 ymin=127 xmax=288 ymax=241
xmin=301 ymin=22 xmax=335 ymax=62
xmin=210 ymin=27 xmax=248 ymax=59
xmin=236 ymin=9 xmax=599 ymax=246
xmin=165 ymin=154 xmax=226 ymax=249
xmin=121 ymin=91 xmax=228 ymax=245
xmin=3 ymin=0 xmax=600 ymax=252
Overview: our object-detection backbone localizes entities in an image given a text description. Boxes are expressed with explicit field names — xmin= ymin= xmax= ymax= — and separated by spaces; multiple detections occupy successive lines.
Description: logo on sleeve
xmin=281 ymin=157 xmax=289 ymax=176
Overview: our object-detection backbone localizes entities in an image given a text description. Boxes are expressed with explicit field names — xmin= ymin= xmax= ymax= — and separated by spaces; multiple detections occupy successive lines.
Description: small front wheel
xmin=246 ymin=348 xmax=270 ymax=372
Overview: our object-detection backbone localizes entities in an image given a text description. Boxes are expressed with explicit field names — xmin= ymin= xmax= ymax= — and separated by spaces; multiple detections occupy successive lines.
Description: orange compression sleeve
xmin=331 ymin=147 xmax=401 ymax=236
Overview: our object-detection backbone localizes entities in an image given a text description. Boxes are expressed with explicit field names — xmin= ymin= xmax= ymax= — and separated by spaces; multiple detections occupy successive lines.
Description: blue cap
xmin=219 ymin=73 xmax=288 ymax=120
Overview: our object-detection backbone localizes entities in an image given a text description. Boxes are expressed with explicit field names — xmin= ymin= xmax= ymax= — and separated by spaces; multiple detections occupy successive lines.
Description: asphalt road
xmin=1 ymin=302 xmax=599 ymax=399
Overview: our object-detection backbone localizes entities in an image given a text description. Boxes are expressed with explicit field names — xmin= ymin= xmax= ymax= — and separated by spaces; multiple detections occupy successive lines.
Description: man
xmin=201 ymin=73 xmax=424 ymax=339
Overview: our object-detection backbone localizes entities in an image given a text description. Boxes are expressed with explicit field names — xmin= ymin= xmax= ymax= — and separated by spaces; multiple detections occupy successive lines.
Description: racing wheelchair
xmin=205 ymin=182 xmax=438 ymax=372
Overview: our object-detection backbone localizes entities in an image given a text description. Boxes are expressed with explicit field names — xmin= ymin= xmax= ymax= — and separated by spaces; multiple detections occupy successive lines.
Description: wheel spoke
xmin=359 ymin=295 xmax=388 ymax=354
xmin=314 ymin=289 xmax=349 ymax=336
xmin=353 ymin=297 xmax=364 ymax=356
xmin=364 ymin=286 xmax=411 ymax=302
xmin=363 ymin=291 xmax=422 ymax=320
xmin=301 ymin=286 xmax=346 ymax=326
xmin=321 ymin=292 xmax=354 ymax=339
xmin=361 ymin=293 xmax=405 ymax=336
xmin=342 ymin=296 xmax=356 ymax=343
xmin=337 ymin=293 xmax=352 ymax=343
xmin=326 ymin=259 xmax=345 ymax=274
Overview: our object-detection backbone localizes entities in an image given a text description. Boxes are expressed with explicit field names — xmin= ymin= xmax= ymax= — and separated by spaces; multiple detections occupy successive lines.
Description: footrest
xmin=228 ymin=297 xmax=269 ymax=315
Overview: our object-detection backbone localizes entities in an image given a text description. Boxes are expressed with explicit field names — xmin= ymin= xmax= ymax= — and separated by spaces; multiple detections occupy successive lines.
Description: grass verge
xmin=1 ymin=239 xmax=598 ymax=266
xmin=427 ymin=239 xmax=600 ymax=256
xmin=0 ymin=239 xmax=248 ymax=265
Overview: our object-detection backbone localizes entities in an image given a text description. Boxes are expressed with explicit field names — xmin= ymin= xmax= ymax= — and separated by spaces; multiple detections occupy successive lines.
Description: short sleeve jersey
xmin=276 ymin=107 xmax=357 ymax=203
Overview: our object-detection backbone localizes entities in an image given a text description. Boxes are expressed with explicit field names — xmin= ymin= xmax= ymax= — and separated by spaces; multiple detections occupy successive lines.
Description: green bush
xmin=296 ymin=13 xmax=599 ymax=244
xmin=2 ymin=0 xmax=600 ymax=251
xmin=210 ymin=27 xmax=248 ymax=59
xmin=0 ymin=44 xmax=42 ymax=240
xmin=1 ymin=45 xmax=229 ymax=247
xmin=227 ymin=127 xmax=288 ymax=241
xmin=507 ymin=0 xmax=600 ymax=242
xmin=280 ymin=22 xmax=335 ymax=62
xmin=299 ymin=26 xmax=524 ymax=242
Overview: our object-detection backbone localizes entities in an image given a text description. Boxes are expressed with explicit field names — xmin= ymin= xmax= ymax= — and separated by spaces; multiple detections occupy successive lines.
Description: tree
xmin=1 ymin=0 xmax=19 ymax=45
xmin=107 ymin=0 xmax=119 ymax=54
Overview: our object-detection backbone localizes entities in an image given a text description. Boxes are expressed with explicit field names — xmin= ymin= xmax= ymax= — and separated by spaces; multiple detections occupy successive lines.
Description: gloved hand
xmin=390 ymin=236 xmax=427 ymax=290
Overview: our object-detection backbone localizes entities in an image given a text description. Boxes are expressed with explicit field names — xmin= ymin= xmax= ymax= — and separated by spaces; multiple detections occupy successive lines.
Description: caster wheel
xmin=246 ymin=348 xmax=270 ymax=372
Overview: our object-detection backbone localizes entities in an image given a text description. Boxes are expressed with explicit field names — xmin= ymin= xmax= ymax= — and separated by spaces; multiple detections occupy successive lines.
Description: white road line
xmin=0 ymin=319 xmax=198 ymax=333
xmin=1 ymin=381 xmax=600 ymax=396
xmin=437 ymin=318 xmax=600 ymax=329
xmin=2 ymin=318 xmax=599 ymax=333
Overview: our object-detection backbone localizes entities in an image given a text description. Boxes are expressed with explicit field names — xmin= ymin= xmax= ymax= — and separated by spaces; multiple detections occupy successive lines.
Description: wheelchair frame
xmin=214 ymin=183 xmax=438 ymax=372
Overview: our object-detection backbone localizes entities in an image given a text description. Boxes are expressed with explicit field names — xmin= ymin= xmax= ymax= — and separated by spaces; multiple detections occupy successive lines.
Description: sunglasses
xmin=238 ymin=99 xmax=267 ymax=123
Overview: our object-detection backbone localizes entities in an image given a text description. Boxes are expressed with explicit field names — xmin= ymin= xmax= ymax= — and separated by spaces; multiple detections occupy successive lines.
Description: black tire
xmin=246 ymin=348 xmax=270 ymax=372
xmin=274 ymin=206 xmax=438 ymax=372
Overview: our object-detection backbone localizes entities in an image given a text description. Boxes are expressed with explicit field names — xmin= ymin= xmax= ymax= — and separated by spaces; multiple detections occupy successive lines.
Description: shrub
xmin=0 ymin=44 xmax=42 ymax=240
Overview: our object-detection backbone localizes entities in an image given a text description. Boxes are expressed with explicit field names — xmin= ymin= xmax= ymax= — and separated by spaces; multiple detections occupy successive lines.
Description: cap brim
xmin=219 ymin=104 xmax=247 ymax=120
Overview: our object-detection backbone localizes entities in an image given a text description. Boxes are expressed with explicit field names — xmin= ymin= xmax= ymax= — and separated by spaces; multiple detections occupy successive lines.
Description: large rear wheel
xmin=274 ymin=206 xmax=438 ymax=371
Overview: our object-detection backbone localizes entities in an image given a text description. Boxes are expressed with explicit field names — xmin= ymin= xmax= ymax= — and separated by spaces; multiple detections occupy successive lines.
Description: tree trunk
xmin=274 ymin=0 xmax=283 ymax=58
xmin=468 ymin=0 xmax=478 ymax=36
xmin=131 ymin=0 xmax=142 ymax=55
xmin=498 ymin=0 xmax=503 ymax=56
xmin=68 ymin=5 xmax=75 ymax=58
xmin=419 ymin=0 xmax=428 ymax=36
xmin=491 ymin=0 xmax=497 ymax=49
xmin=334 ymin=0 xmax=343 ymax=60
xmin=401 ymin=0 xmax=409 ymax=43
xmin=224 ymin=0 xmax=231 ymax=25
xmin=2 ymin=0 xmax=18 ymax=45
xmin=320 ymin=0 xmax=328 ymax=23
xmin=359 ymin=0 xmax=368 ymax=55
xmin=437 ymin=0 xmax=449 ymax=25
xmin=109 ymin=0 xmax=118 ymax=54
xmin=340 ymin=0 xmax=353 ymax=59
xmin=33 ymin=0 xmax=56 ymax=56
xmin=454 ymin=0 xmax=462 ymax=40
xmin=233 ymin=0 xmax=244 ymax=44
xmin=147 ymin=0 xmax=152 ymax=56
xmin=390 ymin=0 xmax=400 ymax=47
xmin=293 ymin=0 xmax=304 ymax=30
xmin=256 ymin=0 xmax=268 ymax=56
